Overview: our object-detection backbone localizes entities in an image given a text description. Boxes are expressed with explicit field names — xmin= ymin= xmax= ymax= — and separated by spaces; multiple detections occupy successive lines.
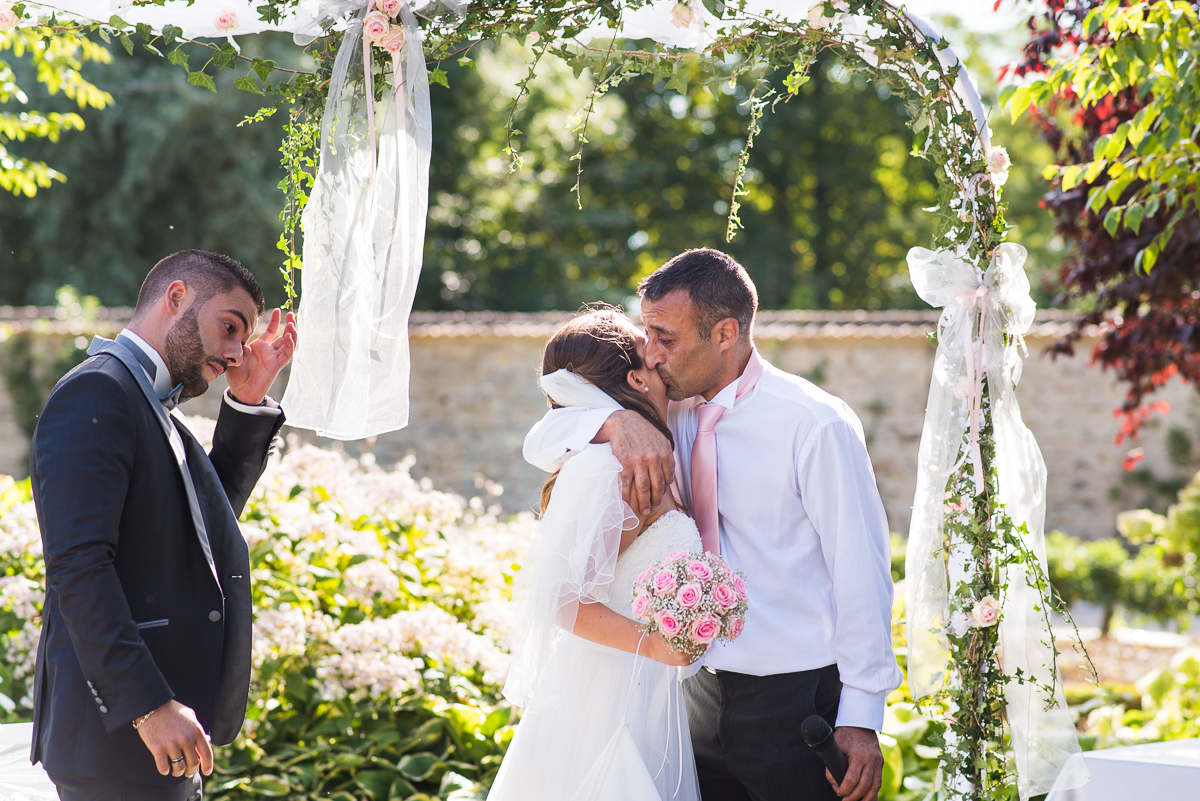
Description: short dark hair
xmin=134 ymin=249 xmax=265 ymax=318
xmin=637 ymin=248 xmax=758 ymax=341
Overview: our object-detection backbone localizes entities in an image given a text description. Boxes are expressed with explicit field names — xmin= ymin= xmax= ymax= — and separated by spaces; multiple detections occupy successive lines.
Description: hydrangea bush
xmin=0 ymin=416 xmax=537 ymax=801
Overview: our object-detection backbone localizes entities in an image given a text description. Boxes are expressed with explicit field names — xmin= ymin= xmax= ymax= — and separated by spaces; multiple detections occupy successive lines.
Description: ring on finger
xmin=169 ymin=755 xmax=186 ymax=765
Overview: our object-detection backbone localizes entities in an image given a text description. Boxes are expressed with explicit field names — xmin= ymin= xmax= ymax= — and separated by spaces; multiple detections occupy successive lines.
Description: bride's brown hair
xmin=539 ymin=308 xmax=674 ymax=513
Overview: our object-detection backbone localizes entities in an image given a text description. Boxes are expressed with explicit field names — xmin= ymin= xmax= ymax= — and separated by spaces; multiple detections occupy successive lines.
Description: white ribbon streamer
xmin=539 ymin=369 xmax=624 ymax=412
xmin=280 ymin=0 xmax=431 ymax=439
xmin=905 ymin=243 xmax=1087 ymax=799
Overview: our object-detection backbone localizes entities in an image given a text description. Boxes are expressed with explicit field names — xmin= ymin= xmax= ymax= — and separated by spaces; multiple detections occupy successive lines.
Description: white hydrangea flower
xmin=343 ymin=559 xmax=401 ymax=604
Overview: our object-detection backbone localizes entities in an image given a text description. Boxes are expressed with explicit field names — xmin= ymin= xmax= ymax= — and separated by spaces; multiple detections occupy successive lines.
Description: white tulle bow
xmin=539 ymin=369 xmax=623 ymax=411
xmin=905 ymin=243 xmax=1086 ymax=799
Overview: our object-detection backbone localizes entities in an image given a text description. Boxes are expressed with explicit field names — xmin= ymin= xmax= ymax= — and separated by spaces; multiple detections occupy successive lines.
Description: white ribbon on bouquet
xmin=905 ymin=243 xmax=1088 ymax=800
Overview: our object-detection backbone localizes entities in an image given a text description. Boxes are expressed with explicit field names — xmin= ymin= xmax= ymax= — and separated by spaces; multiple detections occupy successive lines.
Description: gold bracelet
xmin=132 ymin=709 xmax=156 ymax=730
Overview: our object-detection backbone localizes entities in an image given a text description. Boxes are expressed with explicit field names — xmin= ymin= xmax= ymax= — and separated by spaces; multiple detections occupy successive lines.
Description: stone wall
xmin=2 ymin=308 xmax=1195 ymax=538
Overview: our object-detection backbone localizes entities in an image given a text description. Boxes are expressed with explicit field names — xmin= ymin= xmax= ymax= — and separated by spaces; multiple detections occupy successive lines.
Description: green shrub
xmin=0 ymin=419 xmax=536 ymax=800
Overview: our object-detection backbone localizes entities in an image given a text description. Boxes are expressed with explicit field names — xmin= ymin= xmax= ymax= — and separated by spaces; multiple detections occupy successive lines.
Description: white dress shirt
xmin=117 ymin=329 xmax=282 ymax=417
xmin=523 ymin=352 xmax=902 ymax=731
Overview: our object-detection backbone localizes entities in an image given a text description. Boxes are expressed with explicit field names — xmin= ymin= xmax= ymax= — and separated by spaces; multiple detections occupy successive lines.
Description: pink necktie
xmin=691 ymin=350 xmax=764 ymax=555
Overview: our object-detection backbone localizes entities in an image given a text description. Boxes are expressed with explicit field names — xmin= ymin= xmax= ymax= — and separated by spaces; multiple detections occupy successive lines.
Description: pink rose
xmin=363 ymin=11 xmax=391 ymax=42
xmin=656 ymin=610 xmax=682 ymax=637
xmin=690 ymin=614 xmax=721 ymax=644
xmin=377 ymin=27 xmax=406 ymax=54
xmin=653 ymin=569 xmax=677 ymax=596
xmin=635 ymin=564 xmax=655 ymax=586
xmin=0 ymin=3 xmax=20 ymax=30
xmin=712 ymin=583 xmax=739 ymax=610
xmin=631 ymin=592 xmax=653 ymax=620
xmin=375 ymin=0 xmax=403 ymax=16
xmin=667 ymin=550 xmax=687 ymax=561
xmin=676 ymin=583 xmax=702 ymax=610
xmin=214 ymin=10 xmax=239 ymax=30
xmin=669 ymin=1 xmax=695 ymax=28
xmin=687 ymin=560 xmax=713 ymax=582
xmin=971 ymin=595 xmax=1000 ymax=628
xmin=985 ymin=146 xmax=1010 ymax=175
xmin=733 ymin=576 xmax=748 ymax=601
xmin=726 ymin=614 xmax=745 ymax=640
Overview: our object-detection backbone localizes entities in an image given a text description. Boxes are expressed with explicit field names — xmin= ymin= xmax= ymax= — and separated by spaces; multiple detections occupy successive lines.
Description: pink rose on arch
xmin=653 ymin=569 xmax=677 ymax=596
xmin=676 ymin=582 xmax=702 ymax=610
xmin=0 ymin=3 xmax=21 ymax=30
xmin=635 ymin=564 xmax=655 ymax=586
xmin=712 ymin=583 xmax=739 ymax=610
xmin=214 ymin=10 xmax=239 ymax=30
xmin=363 ymin=11 xmax=391 ymax=42
xmin=375 ymin=0 xmax=404 ymax=16
xmin=733 ymin=576 xmax=748 ymax=601
xmin=687 ymin=560 xmax=713 ymax=582
xmin=656 ymin=610 xmax=682 ymax=638
xmin=690 ymin=614 xmax=721 ymax=644
xmin=378 ymin=28 xmax=406 ymax=54
xmin=971 ymin=595 xmax=1001 ymax=628
xmin=726 ymin=615 xmax=745 ymax=640
xmin=631 ymin=592 xmax=653 ymax=620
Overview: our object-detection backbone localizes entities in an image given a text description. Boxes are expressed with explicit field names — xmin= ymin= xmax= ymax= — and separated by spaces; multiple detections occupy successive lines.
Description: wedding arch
xmin=7 ymin=0 xmax=1088 ymax=797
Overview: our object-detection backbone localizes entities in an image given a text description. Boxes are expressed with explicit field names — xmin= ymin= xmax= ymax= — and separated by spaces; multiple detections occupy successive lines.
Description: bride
xmin=488 ymin=309 xmax=704 ymax=801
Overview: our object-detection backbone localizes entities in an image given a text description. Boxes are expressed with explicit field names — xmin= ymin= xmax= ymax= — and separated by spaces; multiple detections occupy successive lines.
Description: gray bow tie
xmin=162 ymin=383 xmax=185 ymax=412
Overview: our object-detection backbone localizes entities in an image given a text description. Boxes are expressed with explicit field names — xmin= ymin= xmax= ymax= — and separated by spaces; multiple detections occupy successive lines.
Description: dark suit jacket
xmin=29 ymin=337 xmax=284 ymax=784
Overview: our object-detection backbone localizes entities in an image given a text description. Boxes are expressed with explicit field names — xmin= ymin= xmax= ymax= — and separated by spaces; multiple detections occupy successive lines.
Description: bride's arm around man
xmin=524 ymin=248 xmax=901 ymax=801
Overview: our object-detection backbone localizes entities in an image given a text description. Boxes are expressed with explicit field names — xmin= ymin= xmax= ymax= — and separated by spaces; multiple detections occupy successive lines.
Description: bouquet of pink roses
xmin=630 ymin=550 xmax=748 ymax=660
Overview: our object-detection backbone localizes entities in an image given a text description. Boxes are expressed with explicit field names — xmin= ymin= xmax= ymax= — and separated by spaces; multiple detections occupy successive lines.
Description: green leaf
xmin=97 ymin=27 xmax=111 ymax=43
xmin=397 ymin=752 xmax=442 ymax=781
xmin=1125 ymin=203 xmax=1145 ymax=234
xmin=429 ymin=67 xmax=449 ymax=88
xmin=135 ymin=22 xmax=152 ymax=41
xmin=355 ymin=770 xmax=396 ymax=800
xmin=168 ymin=48 xmax=189 ymax=68
xmin=666 ymin=67 xmax=688 ymax=95
xmin=235 ymin=74 xmax=262 ymax=94
xmin=248 ymin=776 xmax=292 ymax=797
xmin=1006 ymin=84 xmax=1032 ymax=123
xmin=1103 ymin=206 xmax=1122 ymax=237
xmin=1060 ymin=164 xmax=1084 ymax=191
xmin=214 ymin=43 xmax=238 ymax=69
xmin=252 ymin=58 xmax=276 ymax=82
xmin=187 ymin=71 xmax=217 ymax=92
xmin=120 ymin=33 xmax=134 ymax=56
xmin=457 ymin=55 xmax=477 ymax=70
xmin=108 ymin=14 xmax=127 ymax=27
xmin=162 ymin=24 xmax=181 ymax=45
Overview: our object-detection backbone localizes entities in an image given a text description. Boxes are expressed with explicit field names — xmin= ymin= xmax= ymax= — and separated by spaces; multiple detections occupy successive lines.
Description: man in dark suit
xmin=29 ymin=249 xmax=298 ymax=800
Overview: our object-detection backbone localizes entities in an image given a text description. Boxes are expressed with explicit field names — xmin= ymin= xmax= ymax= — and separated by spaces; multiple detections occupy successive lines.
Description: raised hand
xmin=827 ymin=726 xmax=884 ymax=801
xmin=226 ymin=308 xmax=298 ymax=405
xmin=596 ymin=410 xmax=675 ymax=516
xmin=135 ymin=699 xmax=214 ymax=778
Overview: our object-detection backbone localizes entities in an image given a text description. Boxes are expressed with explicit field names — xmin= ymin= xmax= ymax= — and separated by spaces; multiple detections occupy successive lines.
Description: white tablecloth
xmin=1046 ymin=738 xmax=1200 ymax=800
xmin=0 ymin=723 xmax=56 ymax=801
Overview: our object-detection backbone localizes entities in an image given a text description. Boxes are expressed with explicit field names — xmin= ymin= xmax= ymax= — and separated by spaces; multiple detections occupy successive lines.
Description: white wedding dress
xmin=489 ymin=509 xmax=703 ymax=801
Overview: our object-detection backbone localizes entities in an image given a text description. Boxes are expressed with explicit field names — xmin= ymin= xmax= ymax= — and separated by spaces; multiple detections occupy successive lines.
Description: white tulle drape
xmin=905 ymin=244 xmax=1087 ymax=800
xmin=278 ymin=0 xmax=430 ymax=439
xmin=502 ymin=370 xmax=638 ymax=708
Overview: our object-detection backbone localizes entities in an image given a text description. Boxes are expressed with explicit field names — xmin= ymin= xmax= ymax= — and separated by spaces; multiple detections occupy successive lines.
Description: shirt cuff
xmin=834 ymin=686 xmax=889 ymax=732
xmin=223 ymin=389 xmax=282 ymax=417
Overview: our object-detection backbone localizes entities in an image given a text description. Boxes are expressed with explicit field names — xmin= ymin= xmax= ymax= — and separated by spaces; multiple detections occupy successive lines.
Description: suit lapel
xmin=86 ymin=336 xmax=221 ymax=586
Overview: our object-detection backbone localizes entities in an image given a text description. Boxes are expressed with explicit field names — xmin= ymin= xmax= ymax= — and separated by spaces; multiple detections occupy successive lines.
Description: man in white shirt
xmin=523 ymin=248 xmax=901 ymax=801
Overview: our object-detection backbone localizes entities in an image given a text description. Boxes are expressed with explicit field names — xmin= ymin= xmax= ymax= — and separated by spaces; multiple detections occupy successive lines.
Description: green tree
xmin=0 ymin=33 xmax=302 ymax=307
xmin=1 ymin=27 xmax=112 ymax=196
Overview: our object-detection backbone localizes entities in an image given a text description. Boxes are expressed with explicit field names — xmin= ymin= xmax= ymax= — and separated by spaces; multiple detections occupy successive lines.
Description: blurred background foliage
xmin=0 ymin=20 xmax=1062 ymax=312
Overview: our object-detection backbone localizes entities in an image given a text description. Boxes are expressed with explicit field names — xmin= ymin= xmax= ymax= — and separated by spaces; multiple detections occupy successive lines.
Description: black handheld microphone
xmin=801 ymin=715 xmax=849 ymax=786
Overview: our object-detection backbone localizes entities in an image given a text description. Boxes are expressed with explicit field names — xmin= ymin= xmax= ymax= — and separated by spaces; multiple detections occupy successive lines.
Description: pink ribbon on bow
xmin=955 ymin=284 xmax=989 ymax=494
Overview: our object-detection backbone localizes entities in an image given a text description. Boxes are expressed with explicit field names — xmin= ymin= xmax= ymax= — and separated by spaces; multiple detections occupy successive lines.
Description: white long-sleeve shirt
xmin=523 ymin=352 xmax=902 ymax=731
